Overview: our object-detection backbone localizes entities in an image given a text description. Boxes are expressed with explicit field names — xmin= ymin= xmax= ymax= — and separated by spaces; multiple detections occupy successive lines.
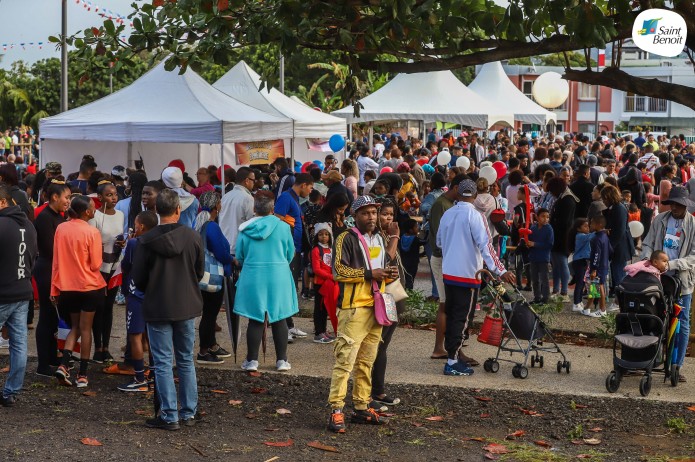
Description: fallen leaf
xmin=248 ymin=371 xmax=262 ymax=377
xmin=251 ymin=387 xmax=267 ymax=394
xmin=412 ymin=422 xmax=423 ymax=427
xmin=574 ymin=404 xmax=589 ymax=409
xmin=134 ymin=410 xmax=153 ymax=416
xmin=264 ymin=427 xmax=280 ymax=432
xmin=80 ymin=438 xmax=103 ymax=446
xmin=534 ymin=440 xmax=552 ymax=448
xmin=506 ymin=430 xmax=525 ymax=439
xmin=0 ymin=366 xmax=9 ymax=373
xmin=276 ymin=408 xmax=292 ymax=415
xmin=588 ymin=427 xmax=602 ymax=432
xmin=307 ymin=441 xmax=339 ymax=453
xmin=686 ymin=405 xmax=695 ymax=412
xmin=378 ymin=412 xmax=395 ymax=417
xmin=425 ymin=416 xmax=444 ymax=421
xmin=583 ymin=438 xmax=601 ymax=445
xmin=571 ymin=440 xmax=584 ymax=445
xmin=483 ymin=443 xmax=510 ymax=454
xmin=577 ymin=455 xmax=594 ymax=459
xmin=211 ymin=389 xmax=228 ymax=394
xmin=245 ymin=413 xmax=257 ymax=419
xmin=519 ymin=408 xmax=544 ymax=417
xmin=264 ymin=439 xmax=293 ymax=447
xmin=480 ymin=413 xmax=491 ymax=418
xmin=475 ymin=396 xmax=493 ymax=402
xmin=484 ymin=454 xmax=499 ymax=460
xmin=82 ymin=391 xmax=97 ymax=397
xmin=466 ymin=437 xmax=486 ymax=442
xmin=228 ymin=400 xmax=243 ymax=406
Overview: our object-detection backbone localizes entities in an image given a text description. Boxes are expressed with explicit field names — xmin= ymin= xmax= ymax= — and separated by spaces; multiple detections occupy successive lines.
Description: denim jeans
xmin=0 ymin=301 xmax=29 ymax=398
xmin=677 ymin=293 xmax=692 ymax=368
xmin=147 ymin=319 xmax=197 ymax=423
xmin=550 ymin=252 xmax=569 ymax=295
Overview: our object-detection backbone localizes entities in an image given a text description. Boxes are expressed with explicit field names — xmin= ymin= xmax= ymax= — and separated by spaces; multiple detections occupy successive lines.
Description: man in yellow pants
xmin=327 ymin=196 xmax=398 ymax=433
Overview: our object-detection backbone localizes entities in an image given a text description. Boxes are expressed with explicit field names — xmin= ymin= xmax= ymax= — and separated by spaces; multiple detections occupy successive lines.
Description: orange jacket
xmin=51 ymin=219 xmax=106 ymax=296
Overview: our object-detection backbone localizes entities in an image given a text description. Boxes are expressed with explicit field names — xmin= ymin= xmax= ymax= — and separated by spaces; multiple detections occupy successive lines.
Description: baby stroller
xmin=477 ymin=270 xmax=570 ymax=379
xmin=605 ymin=272 xmax=680 ymax=397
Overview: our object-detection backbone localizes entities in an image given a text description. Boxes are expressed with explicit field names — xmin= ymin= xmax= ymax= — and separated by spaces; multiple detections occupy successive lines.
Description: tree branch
xmin=564 ymin=67 xmax=695 ymax=111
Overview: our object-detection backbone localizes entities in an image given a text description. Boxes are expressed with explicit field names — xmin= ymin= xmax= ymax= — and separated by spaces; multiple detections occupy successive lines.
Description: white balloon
xmin=628 ymin=220 xmax=644 ymax=238
xmin=437 ymin=151 xmax=452 ymax=166
xmin=456 ymin=156 xmax=470 ymax=169
xmin=479 ymin=166 xmax=498 ymax=183
xmin=480 ymin=161 xmax=493 ymax=169
xmin=532 ymin=72 xmax=570 ymax=109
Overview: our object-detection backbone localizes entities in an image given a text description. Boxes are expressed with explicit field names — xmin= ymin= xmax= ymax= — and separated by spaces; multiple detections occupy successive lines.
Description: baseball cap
xmin=350 ymin=195 xmax=381 ymax=215
xmin=457 ymin=179 xmax=477 ymax=197
xmin=111 ymin=165 xmax=127 ymax=180
xmin=45 ymin=162 xmax=62 ymax=174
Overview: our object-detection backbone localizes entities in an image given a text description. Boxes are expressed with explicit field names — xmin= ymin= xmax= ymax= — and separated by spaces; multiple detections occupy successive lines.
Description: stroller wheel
xmin=518 ymin=366 xmax=529 ymax=379
xmin=639 ymin=375 xmax=652 ymax=397
xmin=490 ymin=360 xmax=500 ymax=373
xmin=512 ymin=365 xmax=520 ymax=378
xmin=556 ymin=361 xmax=563 ymax=374
xmin=483 ymin=359 xmax=492 ymax=372
xmin=531 ymin=356 xmax=536 ymax=368
xmin=605 ymin=372 xmax=620 ymax=393
xmin=671 ymin=367 xmax=680 ymax=387
xmin=564 ymin=361 xmax=571 ymax=374
xmin=539 ymin=356 xmax=544 ymax=368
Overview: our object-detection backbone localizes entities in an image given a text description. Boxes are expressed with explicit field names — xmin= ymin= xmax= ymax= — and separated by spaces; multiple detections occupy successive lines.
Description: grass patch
xmin=665 ymin=417 xmax=688 ymax=434
xmin=567 ymin=424 xmax=584 ymax=440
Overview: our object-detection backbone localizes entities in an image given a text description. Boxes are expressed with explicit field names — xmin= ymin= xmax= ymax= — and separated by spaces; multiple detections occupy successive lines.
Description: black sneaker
xmin=146 ymin=416 xmax=180 ymax=431
xmin=368 ymin=400 xmax=388 ymax=412
xmin=373 ymin=395 xmax=401 ymax=406
xmin=209 ymin=346 xmax=232 ymax=358
xmin=182 ymin=412 xmax=204 ymax=427
xmin=196 ymin=352 xmax=224 ymax=365
xmin=35 ymin=366 xmax=55 ymax=378
xmin=1 ymin=395 xmax=17 ymax=407
xmin=91 ymin=351 xmax=104 ymax=364
xmin=117 ymin=379 xmax=149 ymax=393
xmin=102 ymin=351 xmax=114 ymax=363
xmin=351 ymin=408 xmax=387 ymax=425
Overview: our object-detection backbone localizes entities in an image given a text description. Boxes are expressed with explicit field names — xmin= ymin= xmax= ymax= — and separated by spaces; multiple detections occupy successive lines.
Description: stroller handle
xmin=476 ymin=269 xmax=496 ymax=283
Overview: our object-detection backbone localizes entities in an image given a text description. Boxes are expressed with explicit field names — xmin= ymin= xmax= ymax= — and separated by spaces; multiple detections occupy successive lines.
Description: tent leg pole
xmin=368 ymin=122 xmax=373 ymax=152
xmin=220 ymin=144 xmax=225 ymax=199
xmin=290 ymin=138 xmax=295 ymax=171
xmin=127 ymin=142 xmax=133 ymax=169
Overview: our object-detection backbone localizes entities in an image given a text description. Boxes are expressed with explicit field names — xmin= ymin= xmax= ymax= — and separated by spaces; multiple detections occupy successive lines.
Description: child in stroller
xmin=605 ymin=255 xmax=680 ymax=397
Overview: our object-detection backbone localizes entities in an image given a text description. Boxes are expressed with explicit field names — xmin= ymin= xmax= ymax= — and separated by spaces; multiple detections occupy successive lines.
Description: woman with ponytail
xmin=194 ymin=191 xmax=234 ymax=364
xmin=114 ymin=171 xmax=148 ymax=235
xmin=51 ymin=195 xmax=105 ymax=388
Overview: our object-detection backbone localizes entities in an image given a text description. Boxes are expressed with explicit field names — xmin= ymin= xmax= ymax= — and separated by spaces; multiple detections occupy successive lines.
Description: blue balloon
xmin=329 ymin=134 xmax=345 ymax=152
xmin=313 ymin=160 xmax=325 ymax=172
xmin=294 ymin=160 xmax=302 ymax=173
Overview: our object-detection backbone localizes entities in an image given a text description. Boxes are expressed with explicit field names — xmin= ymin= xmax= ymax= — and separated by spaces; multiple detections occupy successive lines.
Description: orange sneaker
xmin=328 ymin=410 xmax=346 ymax=433
xmin=102 ymin=363 xmax=135 ymax=376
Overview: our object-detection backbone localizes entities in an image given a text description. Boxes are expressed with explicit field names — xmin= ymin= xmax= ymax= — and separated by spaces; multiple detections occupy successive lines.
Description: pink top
xmin=190 ymin=182 xmax=215 ymax=198
xmin=343 ymin=176 xmax=358 ymax=198
xmin=624 ymin=260 xmax=662 ymax=279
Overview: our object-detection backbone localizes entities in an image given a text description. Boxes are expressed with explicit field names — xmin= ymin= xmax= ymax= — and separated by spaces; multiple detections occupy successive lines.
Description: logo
xmin=638 ymin=18 xmax=660 ymax=35
xmin=632 ymin=9 xmax=687 ymax=58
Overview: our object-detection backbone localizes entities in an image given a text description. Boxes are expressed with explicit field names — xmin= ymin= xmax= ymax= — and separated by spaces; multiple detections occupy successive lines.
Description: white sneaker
xmin=588 ymin=310 xmax=607 ymax=318
xmin=572 ymin=303 xmax=584 ymax=312
xmin=560 ymin=295 xmax=570 ymax=303
xmin=607 ymin=303 xmax=620 ymax=312
xmin=581 ymin=308 xmax=593 ymax=316
xmin=241 ymin=359 xmax=259 ymax=372
xmin=276 ymin=360 xmax=291 ymax=372
xmin=0 ymin=337 xmax=8 ymax=349
xmin=287 ymin=332 xmax=294 ymax=344
xmin=288 ymin=327 xmax=308 ymax=338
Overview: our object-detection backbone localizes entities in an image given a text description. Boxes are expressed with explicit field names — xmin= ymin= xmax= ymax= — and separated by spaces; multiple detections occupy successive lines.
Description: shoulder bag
xmin=351 ymin=227 xmax=398 ymax=326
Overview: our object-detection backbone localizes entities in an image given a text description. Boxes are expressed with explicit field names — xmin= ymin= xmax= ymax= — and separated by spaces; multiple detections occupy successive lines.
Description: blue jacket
xmin=122 ymin=238 xmax=145 ymax=300
xmin=274 ymin=189 xmax=303 ymax=252
xmin=574 ymin=232 xmax=594 ymax=260
xmin=529 ymin=224 xmax=554 ymax=263
xmin=590 ymin=230 xmax=612 ymax=274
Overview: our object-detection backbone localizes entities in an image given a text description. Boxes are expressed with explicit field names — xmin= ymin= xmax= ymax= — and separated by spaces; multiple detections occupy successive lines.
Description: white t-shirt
xmin=664 ymin=216 xmax=683 ymax=262
xmin=89 ymin=209 xmax=125 ymax=274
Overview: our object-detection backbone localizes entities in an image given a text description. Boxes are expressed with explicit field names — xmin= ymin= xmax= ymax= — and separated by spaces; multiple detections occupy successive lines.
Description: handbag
xmin=198 ymin=222 xmax=224 ymax=293
xmin=385 ymin=279 xmax=408 ymax=303
xmin=351 ymin=227 xmax=398 ymax=326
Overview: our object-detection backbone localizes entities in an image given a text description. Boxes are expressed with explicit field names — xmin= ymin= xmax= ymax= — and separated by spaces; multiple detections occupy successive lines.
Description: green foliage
xmin=567 ymin=424 xmax=584 ymax=440
xmin=595 ymin=312 xmax=616 ymax=340
xmin=401 ymin=289 xmax=438 ymax=326
xmin=665 ymin=417 xmax=688 ymax=434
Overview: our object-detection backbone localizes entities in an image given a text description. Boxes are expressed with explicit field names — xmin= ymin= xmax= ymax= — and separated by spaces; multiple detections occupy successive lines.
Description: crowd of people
xmin=0 ymin=127 xmax=693 ymax=432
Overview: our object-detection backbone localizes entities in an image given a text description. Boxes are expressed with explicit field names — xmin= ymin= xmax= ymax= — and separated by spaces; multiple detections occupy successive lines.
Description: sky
xmin=0 ymin=0 xmax=137 ymax=69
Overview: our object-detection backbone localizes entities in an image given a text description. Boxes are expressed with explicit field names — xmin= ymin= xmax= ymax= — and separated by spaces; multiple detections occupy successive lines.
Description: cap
xmin=45 ymin=162 xmax=62 ymax=174
xmin=168 ymin=159 xmax=186 ymax=173
xmin=661 ymin=186 xmax=693 ymax=208
xmin=350 ymin=195 xmax=381 ymax=215
xmin=397 ymin=162 xmax=411 ymax=172
xmin=457 ymin=179 xmax=477 ymax=197
xmin=217 ymin=164 xmax=232 ymax=182
xmin=161 ymin=166 xmax=184 ymax=189
xmin=111 ymin=165 xmax=127 ymax=180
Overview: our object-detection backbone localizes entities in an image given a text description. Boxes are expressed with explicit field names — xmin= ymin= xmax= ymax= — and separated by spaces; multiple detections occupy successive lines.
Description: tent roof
xmin=39 ymin=61 xmax=294 ymax=144
xmin=331 ymin=70 xmax=514 ymax=128
xmin=214 ymin=61 xmax=346 ymax=139
xmin=469 ymin=62 xmax=557 ymax=125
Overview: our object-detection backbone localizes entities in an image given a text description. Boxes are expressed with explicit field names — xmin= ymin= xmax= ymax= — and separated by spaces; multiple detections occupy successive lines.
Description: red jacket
xmin=311 ymin=245 xmax=333 ymax=285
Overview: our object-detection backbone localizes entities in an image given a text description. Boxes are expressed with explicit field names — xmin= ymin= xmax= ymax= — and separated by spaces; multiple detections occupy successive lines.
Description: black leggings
xmin=34 ymin=258 xmax=58 ymax=369
xmin=371 ymin=321 xmax=398 ymax=397
xmin=199 ymin=290 xmax=224 ymax=349
xmin=313 ymin=283 xmax=327 ymax=335
xmin=92 ymin=271 xmax=117 ymax=350
xmin=246 ymin=318 xmax=288 ymax=362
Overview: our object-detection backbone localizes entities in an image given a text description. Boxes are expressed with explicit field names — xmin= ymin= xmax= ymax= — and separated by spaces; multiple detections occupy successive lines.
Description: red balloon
xmin=416 ymin=158 xmax=428 ymax=166
xmin=492 ymin=161 xmax=507 ymax=180
xmin=301 ymin=162 xmax=317 ymax=173
xmin=380 ymin=167 xmax=393 ymax=174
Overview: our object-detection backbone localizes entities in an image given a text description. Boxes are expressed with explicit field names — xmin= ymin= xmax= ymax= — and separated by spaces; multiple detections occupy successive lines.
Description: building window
xmin=624 ymin=92 xmax=668 ymax=112
xmin=578 ymin=83 xmax=597 ymax=100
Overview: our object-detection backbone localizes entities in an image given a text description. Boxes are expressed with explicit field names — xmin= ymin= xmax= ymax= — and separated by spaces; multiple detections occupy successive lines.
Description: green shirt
xmin=428 ymin=194 xmax=455 ymax=258
xmin=3 ymin=137 xmax=10 ymax=150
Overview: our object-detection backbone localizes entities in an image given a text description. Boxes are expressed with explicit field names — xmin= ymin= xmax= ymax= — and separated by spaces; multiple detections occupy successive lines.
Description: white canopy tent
xmin=331 ymin=70 xmax=515 ymax=129
xmin=39 ymin=61 xmax=294 ymax=177
xmin=468 ymin=62 xmax=557 ymax=126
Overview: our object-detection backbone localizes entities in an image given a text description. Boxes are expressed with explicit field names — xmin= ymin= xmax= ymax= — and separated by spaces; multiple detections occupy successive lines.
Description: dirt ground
xmin=1 ymin=358 xmax=694 ymax=462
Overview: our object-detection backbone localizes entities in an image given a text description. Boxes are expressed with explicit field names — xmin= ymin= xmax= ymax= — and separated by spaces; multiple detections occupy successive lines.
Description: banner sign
xmin=235 ymin=140 xmax=285 ymax=165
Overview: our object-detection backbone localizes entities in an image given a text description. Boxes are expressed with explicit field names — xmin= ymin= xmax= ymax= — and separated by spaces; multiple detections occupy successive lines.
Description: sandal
xmin=679 ymin=374 xmax=686 ymax=383
xmin=102 ymin=363 xmax=135 ymax=376
xmin=430 ymin=354 xmax=448 ymax=360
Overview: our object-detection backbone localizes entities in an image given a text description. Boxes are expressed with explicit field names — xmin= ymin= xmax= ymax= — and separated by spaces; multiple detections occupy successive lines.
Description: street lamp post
xmin=61 ymin=0 xmax=68 ymax=112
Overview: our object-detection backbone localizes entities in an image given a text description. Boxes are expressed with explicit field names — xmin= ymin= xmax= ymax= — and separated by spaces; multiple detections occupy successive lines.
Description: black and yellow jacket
xmin=333 ymin=228 xmax=392 ymax=309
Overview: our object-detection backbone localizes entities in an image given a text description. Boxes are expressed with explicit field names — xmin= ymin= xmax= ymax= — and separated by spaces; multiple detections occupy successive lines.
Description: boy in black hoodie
xmin=0 ymin=185 xmax=38 ymax=406
xmin=131 ymin=189 xmax=204 ymax=430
